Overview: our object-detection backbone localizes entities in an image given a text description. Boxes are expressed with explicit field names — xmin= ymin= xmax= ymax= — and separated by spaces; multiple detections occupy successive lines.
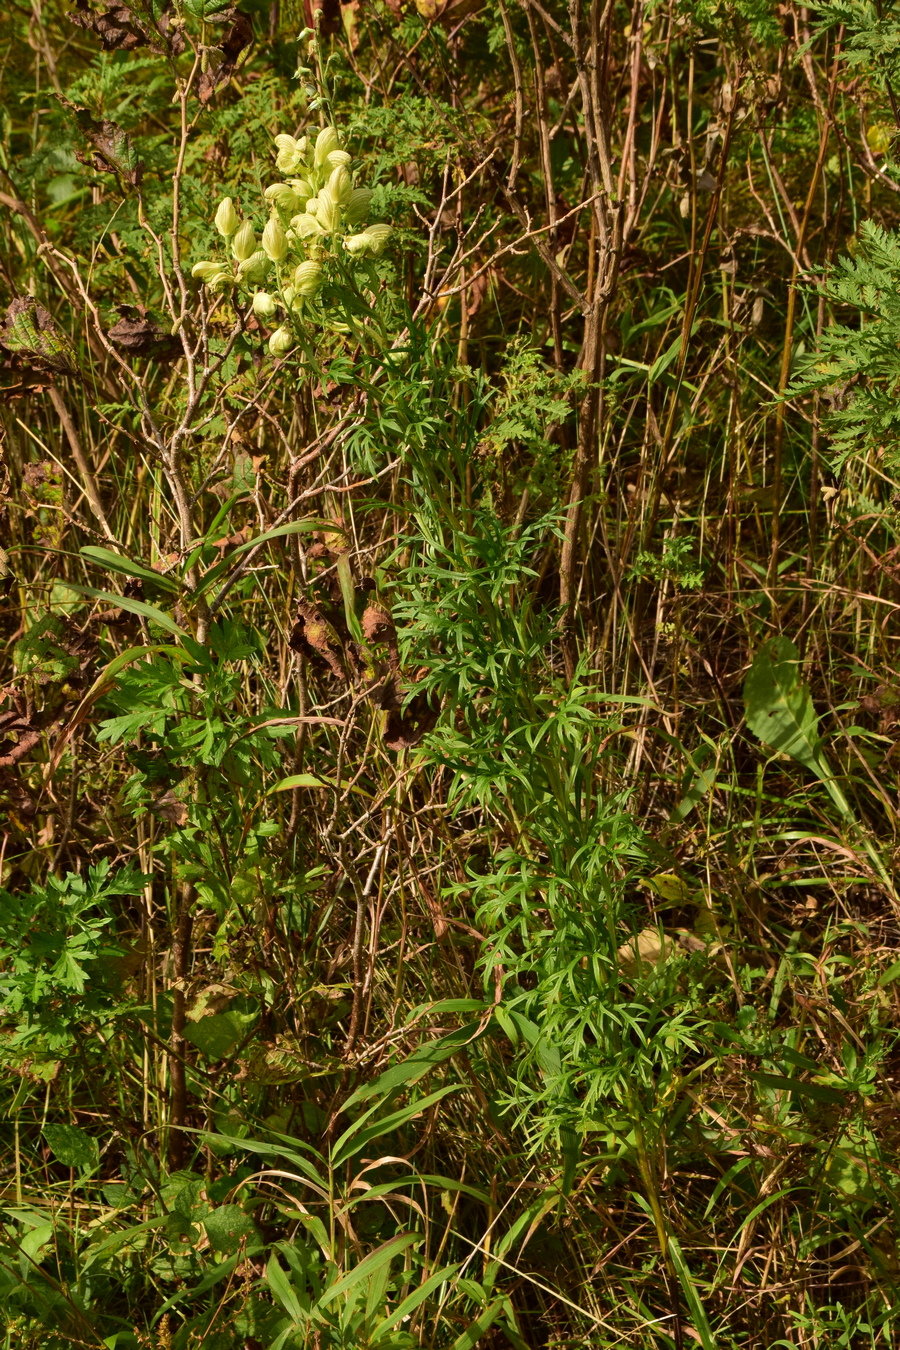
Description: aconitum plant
xmin=191 ymin=123 xmax=392 ymax=358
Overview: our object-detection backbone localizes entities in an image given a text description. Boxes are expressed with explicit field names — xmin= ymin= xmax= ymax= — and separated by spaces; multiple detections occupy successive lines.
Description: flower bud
xmin=314 ymin=126 xmax=341 ymax=166
xmin=214 ymin=196 xmax=240 ymax=237
xmin=315 ymin=189 xmax=341 ymax=233
xmin=327 ymin=165 xmax=352 ymax=205
xmin=290 ymin=213 xmax=325 ymax=240
xmin=207 ymin=268 xmax=236 ymax=292
xmin=238 ymin=250 xmax=271 ymax=284
xmin=262 ymin=216 xmax=288 ymax=262
xmin=345 ymin=188 xmax=374 ymax=225
xmin=288 ymin=177 xmax=315 ymax=202
xmin=192 ymin=260 xmax=223 ymax=280
xmin=252 ymin=290 xmax=278 ymax=319
xmin=274 ymin=133 xmax=307 ymax=174
xmin=293 ymin=260 xmax=323 ymax=296
xmin=326 ymin=150 xmax=352 ymax=169
xmin=265 ymin=183 xmax=302 ymax=213
xmin=231 ymin=220 xmax=257 ymax=261
xmin=344 ymin=223 xmax=393 ymax=257
xmin=268 ymin=325 xmax=294 ymax=357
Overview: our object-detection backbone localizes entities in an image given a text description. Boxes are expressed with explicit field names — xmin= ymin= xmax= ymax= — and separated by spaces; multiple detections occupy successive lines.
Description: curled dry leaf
xmin=197 ymin=9 xmax=254 ymax=104
xmin=0 ymin=687 xmax=42 ymax=768
xmin=379 ymin=675 xmax=440 ymax=751
xmin=57 ymin=97 xmax=142 ymax=185
xmin=107 ymin=306 xmax=182 ymax=360
xmin=1 ymin=297 xmax=78 ymax=376
xmin=414 ymin=0 xmax=483 ymax=23
xmin=67 ymin=0 xmax=184 ymax=55
xmin=289 ymin=600 xmax=347 ymax=681
xmin=361 ymin=603 xmax=396 ymax=645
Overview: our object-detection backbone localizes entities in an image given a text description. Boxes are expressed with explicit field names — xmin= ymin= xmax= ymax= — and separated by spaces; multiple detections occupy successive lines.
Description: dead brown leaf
xmin=67 ymin=0 xmax=184 ymax=54
xmin=289 ymin=601 xmax=347 ymax=681
xmin=197 ymin=10 xmax=254 ymax=104
xmin=108 ymin=306 xmax=182 ymax=360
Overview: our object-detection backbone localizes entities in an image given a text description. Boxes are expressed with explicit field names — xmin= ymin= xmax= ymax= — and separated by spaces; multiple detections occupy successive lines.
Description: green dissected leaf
xmin=743 ymin=636 xmax=821 ymax=768
xmin=43 ymin=1123 xmax=99 ymax=1171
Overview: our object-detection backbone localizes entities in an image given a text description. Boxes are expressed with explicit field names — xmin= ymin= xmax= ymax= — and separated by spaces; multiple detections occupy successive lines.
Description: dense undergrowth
xmin=2 ymin=0 xmax=900 ymax=1345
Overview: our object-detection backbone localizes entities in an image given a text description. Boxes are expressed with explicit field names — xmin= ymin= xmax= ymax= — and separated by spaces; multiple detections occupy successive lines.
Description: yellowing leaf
xmin=617 ymin=928 xmax=676 ymax=977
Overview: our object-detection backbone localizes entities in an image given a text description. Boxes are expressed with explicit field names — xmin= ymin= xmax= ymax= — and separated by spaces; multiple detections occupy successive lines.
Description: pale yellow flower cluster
xmin=191 ymin=124 xmax=393 ymax=356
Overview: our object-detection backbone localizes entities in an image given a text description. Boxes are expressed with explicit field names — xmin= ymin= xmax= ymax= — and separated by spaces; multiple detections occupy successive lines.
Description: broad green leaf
xmin=743 ymin=636 xmax=821 ymax=769
xmin=750 ymin=1070 xmax=848 ymax=1105
xmin=268 ymin=773 xmax=373 ymax=800
xmin=343 ymin=1021 xmax=485 ymax=1110
xmin=267 ymin=772 xmax=336 ymax=792
xmin=20 ymin=1222 xmax=55 ymax=1260
xmin=450 ymin=1297 xmax=506 ymax=1350
xmin=266 ymin=1253 xmax=305 ymax=1321
xmin=183 ymin=1009 xmax=257 ymax=1061
xmin=43 ymin=1123 xmax=99 ymax=1172
xmin=83 ymin=1216 xmax=169 ymax=1268
xmin=192 ymin=518 xmax=328 ymax=600
xmin=372 ymin=1263 xmax=459 ymax=1340
xmin=153 ymin=1250 xmax=258 ymax=1322
xmin=203 ymin=1204 xmax=257 ymax=1253
xmin=198 ymin=1131 xmax=328 ymax=1193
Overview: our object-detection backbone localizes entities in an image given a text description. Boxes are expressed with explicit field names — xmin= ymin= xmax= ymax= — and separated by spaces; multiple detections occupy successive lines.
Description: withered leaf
xmin=197 ymin=9 xmax=254 ymax=104
xmin=107 ymin=306 xmax=182 ymax=360
xmin=379 ymin=674 xmax=440 ymax=751
xmin=0 ymin=364 xmax=57 ymax=402
xmin=383 ymin=688 xmax=440 ymax=751
xmin=289 ymin=601 xmax=347 ymax=681
xmin=67 ymin=0 xmax=184 ymax=55
xmin=414 ymin=0 xmax=483 ymax=23
xmin=1 ymin=298 xmax=78 ymax=376
xmin=361 ymin=604 xmax=396 ymax=646
xmin=0 ymin=687 xmax=37 ymax=768
xmin=63 ymin=101 xmax=142 ymax=186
